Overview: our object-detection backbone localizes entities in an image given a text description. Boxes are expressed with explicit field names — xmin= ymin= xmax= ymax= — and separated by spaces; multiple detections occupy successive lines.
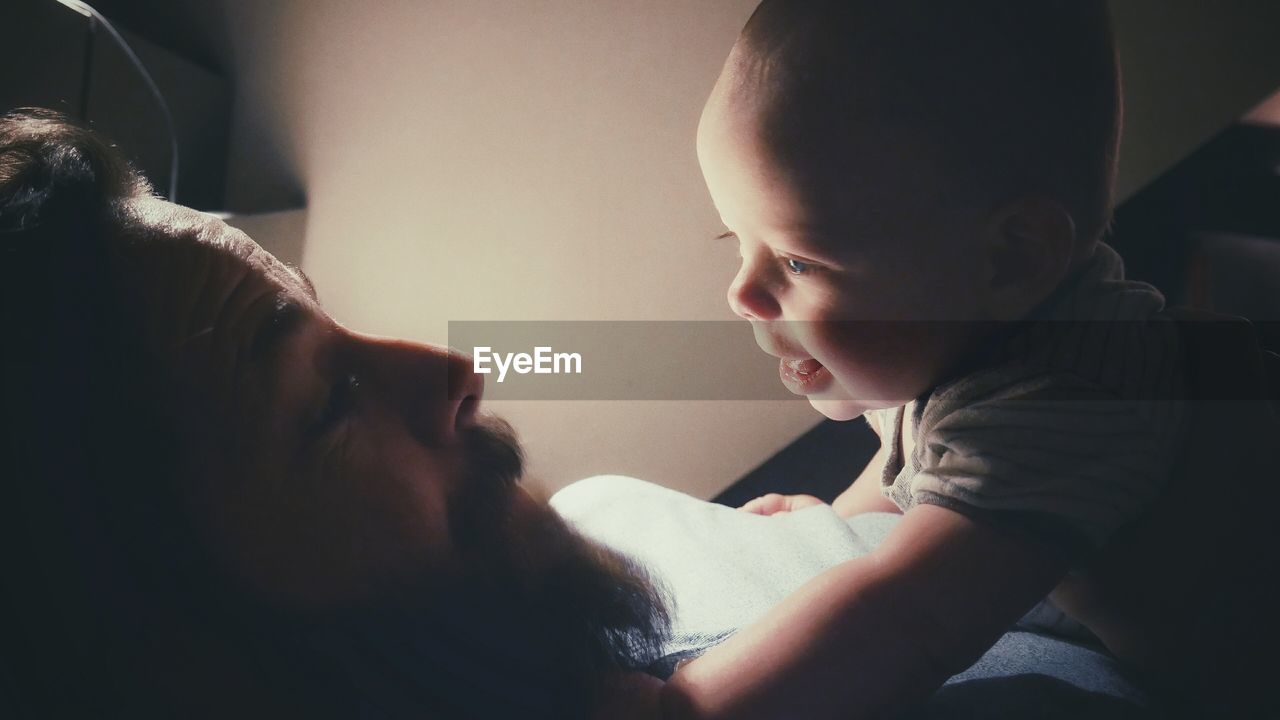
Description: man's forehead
xmin=226 ymin=231 xmax=312 ymax=298
xmin=115 ymin=198 xmax=320 ymax=357
xmin=125 ymin=197 xmax=312 ymax=298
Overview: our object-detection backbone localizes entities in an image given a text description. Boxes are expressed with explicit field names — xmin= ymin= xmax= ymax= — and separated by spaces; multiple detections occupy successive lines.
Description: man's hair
xmin=736 ymin=0 xmax=1122 ymax=243
xmin=0 ymin=108 xmax=356 ymax=718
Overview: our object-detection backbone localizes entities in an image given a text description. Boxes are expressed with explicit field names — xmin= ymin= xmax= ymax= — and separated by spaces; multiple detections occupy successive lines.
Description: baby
xmin=660 ymin=1 xmax=1195 ymax=718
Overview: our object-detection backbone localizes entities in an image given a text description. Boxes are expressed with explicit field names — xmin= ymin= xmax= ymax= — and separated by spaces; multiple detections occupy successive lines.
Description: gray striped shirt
xmin=866 ymin=243 xmax=1187 ymax=560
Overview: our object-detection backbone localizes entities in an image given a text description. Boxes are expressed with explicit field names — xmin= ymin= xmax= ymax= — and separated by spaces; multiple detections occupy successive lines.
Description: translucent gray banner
xmin=450 ymin=321 xmax=795 ymax=400
xmin=448 ymin=320 xmax=1280 ymax=401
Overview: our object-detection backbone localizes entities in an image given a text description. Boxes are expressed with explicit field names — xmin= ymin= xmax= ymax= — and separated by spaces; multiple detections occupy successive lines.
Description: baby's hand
xmin=739 ymin=493 xmax=826 ymax=515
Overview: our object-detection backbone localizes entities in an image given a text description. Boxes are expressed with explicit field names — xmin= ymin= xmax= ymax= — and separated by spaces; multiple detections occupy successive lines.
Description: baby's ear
xmin=979 ymin=197 xmax=1076 ymax=321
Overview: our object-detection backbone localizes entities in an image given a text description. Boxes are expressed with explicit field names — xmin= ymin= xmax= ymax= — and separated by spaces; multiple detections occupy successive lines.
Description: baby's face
xmin=697 ymin=80 xmax=994 ymax=420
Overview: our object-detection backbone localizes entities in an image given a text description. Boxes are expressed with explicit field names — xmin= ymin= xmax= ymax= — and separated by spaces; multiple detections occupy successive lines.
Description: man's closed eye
xmin=310 ymin=372 xmax=360 ymax=440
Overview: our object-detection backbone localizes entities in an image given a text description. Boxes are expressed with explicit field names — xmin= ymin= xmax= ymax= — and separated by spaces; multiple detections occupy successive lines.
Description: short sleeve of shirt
xmin=876 ymin=243 xmax=1189 ymax=563
xmin=887 ymin=371 xmax=1184 ymax=562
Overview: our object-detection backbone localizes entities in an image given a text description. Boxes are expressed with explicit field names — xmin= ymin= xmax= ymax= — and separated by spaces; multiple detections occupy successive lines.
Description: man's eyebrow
xmin=287 ymin=263 xmax=319 ymax=303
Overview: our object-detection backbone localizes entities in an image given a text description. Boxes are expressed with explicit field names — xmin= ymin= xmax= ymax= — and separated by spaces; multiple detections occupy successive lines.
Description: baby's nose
xmin=727 ymin=265 xmax=781 ymax=321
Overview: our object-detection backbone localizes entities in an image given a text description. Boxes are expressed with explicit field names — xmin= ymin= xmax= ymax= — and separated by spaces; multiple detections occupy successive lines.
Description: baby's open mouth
xmin=783 ymin=358 xmax=824 ymax=376
xmin=778 ymin=357 xmax=832 ymax=395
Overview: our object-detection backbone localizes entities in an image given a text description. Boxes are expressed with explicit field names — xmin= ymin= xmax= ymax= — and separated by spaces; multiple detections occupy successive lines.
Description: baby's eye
xmin=784 ymin=258 xmax=812 ymax=275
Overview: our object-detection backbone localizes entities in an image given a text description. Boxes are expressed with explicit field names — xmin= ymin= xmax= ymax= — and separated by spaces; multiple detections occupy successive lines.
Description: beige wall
xmin=218 ymin=0 xmax=1280 ymax=499
xmin=221 ymin=0 xmax=818 ymax=499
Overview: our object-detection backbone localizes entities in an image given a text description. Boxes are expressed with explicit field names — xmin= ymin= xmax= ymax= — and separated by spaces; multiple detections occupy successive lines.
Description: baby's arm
xmin=659 ymin=505 xmax=1066 ymax=720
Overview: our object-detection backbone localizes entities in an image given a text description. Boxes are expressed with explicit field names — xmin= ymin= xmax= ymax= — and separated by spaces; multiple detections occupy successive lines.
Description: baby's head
xmin=698 ymin=0 xmax=1120 ymax=419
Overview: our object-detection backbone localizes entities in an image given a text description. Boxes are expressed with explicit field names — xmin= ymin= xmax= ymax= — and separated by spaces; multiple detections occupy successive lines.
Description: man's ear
xmin=979 ymin=197 xmax=1076 ymax=322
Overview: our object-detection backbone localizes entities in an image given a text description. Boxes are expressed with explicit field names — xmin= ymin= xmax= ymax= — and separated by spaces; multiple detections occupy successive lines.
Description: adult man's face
xmin=119 ymin=198 xmax=554 ymax=609
xmin=93 ymin=197 xmax=670 ymax=715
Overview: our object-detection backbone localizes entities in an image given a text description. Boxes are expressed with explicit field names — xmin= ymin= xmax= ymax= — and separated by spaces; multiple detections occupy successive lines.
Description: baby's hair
xmin=734 ymin=0 xmax=1121 ymax=244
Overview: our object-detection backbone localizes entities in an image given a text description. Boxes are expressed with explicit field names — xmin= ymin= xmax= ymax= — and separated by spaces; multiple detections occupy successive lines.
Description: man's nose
xmin=441 ymin=347 xmax=485 ymax=432
xmin=362 ymin=337 xmax=485 ymax=444
xmin=727 ymin=258 xmax=781 ymax=321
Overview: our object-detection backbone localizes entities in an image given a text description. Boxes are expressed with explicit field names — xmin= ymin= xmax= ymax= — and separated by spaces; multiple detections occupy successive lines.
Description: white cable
xmin=56 ymin=0 xmax=181 ymax=202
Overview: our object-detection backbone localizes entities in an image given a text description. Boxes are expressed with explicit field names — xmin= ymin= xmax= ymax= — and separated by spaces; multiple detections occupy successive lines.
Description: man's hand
xmin=739 ymin=493 xmax=826 ymax=515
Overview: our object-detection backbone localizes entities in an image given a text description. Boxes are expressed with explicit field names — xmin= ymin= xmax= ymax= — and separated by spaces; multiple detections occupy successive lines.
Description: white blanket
xmin=552 ymin=475 xmax=1149 ymax=715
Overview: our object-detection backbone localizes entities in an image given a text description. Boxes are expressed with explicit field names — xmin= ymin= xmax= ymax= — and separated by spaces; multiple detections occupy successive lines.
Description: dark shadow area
xmin=0 ymin=0 xmax=232 ymax=209
xmin=900 ymin=674 xmax=1155 ymax=720
xmin=78 ymin=0 xmax=232 ymax=75
xmin=1111 ymin=121 xmax=1280 ymax=352
xmin=714 ymin=418 xmax=878 ymax=507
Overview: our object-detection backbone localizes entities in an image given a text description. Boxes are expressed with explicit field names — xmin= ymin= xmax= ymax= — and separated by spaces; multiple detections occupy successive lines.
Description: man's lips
xmin=778 ymin=357 xmax=833 ymax=395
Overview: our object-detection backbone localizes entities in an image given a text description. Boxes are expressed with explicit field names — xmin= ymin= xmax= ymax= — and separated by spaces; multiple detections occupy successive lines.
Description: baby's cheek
xmin=819 ymin=322 xmax=939 ymax=405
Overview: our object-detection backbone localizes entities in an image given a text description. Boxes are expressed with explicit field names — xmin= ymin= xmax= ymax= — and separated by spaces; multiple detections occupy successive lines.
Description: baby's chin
xmin=807 ymin=380 xmax=911 ymax=421
xmin=808 ymin=396 xmax=871 ymax=422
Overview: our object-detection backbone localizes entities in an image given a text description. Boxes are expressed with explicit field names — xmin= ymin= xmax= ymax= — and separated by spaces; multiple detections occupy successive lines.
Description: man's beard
xmin=306 ymin=414 xmax=672 ymax=719
xmin=447 ymin=413 xmax=527 ymax=555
